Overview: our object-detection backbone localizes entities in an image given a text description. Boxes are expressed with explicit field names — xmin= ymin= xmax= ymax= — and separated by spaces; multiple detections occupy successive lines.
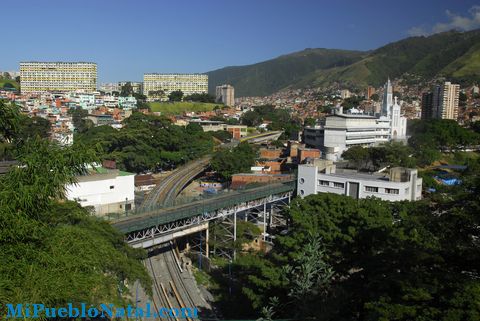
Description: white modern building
xmin=297 ymin=160 xmax=422 ymax=202
xmin=66 ymin=166 xmax=135 ymax=215
xmin=20 ymin=61 xmax=97 ymax=93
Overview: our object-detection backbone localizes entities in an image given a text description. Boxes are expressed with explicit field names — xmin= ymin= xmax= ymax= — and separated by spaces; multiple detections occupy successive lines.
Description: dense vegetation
xmin=209 ymin=162 xmax=480 ymax=320
xmin=75 ymin=112 xmax=214 ymax=173
xmin=184 ymin=92 xmax=216 ymax=103
xmin=0 ymin=101 xmax=150 ymax=313
xmin=210 ymin=142 xmax=257 ymax=180
xmin=208 ymin=29 xmax=480 ymax=96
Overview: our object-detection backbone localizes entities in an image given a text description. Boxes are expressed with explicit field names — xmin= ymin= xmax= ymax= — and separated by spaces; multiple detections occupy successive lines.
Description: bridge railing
xmin=111 ymin=181 xmax=295 ymax=233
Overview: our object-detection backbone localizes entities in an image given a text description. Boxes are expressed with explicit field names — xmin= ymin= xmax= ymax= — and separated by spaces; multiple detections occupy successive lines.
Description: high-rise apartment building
xmin=143 ymin=73 xmax=208 ymax=99
xmin=215 ymin=84 xmax=235 ymax=106
xmin=439 ymin=82 xmax=460 ymax=120
xmin=421 ymin=82 xmax=460 ymax=120
xmin=20 ymin=62 xmax=97 ymax=93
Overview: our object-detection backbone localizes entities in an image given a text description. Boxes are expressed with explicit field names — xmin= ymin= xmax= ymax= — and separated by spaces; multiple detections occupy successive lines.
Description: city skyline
xmin=1 ymin=0 xmax=480 ymax=82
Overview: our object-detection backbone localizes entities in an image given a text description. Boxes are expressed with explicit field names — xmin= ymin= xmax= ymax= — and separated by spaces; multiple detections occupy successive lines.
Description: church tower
xmin=391 ymin=96 xmax=406 ymax=139
xmin=382 ymin=78 xmax=393 ymax=117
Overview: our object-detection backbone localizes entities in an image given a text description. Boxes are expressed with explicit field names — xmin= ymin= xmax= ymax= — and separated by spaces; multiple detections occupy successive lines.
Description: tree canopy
xmin=168 ymin=90 xmax=184 ymax=102
xmin=210 ymin=142 xmax=257 ymax=180
xmin=0 ymin=100 xmax=151 ymax=312
xmin=75 ymin=112 xmax=214 ymax=173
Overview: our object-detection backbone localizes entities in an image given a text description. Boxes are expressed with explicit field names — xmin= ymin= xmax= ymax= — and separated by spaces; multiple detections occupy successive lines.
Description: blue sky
xmin=2 ymin=0 xmax=479 ymax=82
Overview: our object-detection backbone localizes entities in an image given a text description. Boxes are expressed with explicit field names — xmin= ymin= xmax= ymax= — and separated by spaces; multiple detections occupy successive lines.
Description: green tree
xmin=303 ymin=117 xmax=316 ymax=127
xmin=17 ymin=116 xmax=51 ymax=141
xmin=211 ymin=142 xmax=257 ymax=180
xmin=120 ymin=82 xmax=134 ymax=97
xmin=168 ymin=90 xmax=184 ymax=102
xmin=0 ymin=109 xmax=151 ymax=310
xmin=184 ymin=93 xmax=215 ymax=103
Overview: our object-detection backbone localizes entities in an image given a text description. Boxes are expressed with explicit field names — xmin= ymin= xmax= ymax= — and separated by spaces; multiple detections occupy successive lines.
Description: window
xmin=299 ymin=178 xmax=305 ymax=184
xmin=300 ymin=189 xmax=305 ymax=196
xmin=319 ymin=180 xmax=329 ymax=186
xmin=125 ymin=204 xmax=132 ymax=211
xmin=333 ymin=182 xmax=344 ymax=189
xmin=109 ymin=185 xmax=114 ymax=189
xmin=385 ymin=188 xmax=399 ymax=194
xmin=365 ymin=186 xmax=378 ymax=193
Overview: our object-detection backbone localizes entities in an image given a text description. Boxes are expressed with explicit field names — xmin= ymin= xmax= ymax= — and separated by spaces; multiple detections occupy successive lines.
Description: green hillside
xmin=0 ymin=79 xmax=20 ymax=90
xmin=207 ymin=48 xmax=366 ymax=97
xmin=207 ymin=29 xmax=480 ymax=96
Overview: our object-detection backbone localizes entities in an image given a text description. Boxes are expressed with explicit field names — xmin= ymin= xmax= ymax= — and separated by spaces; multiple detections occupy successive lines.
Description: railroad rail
xmin=141 ymin=157 xmax=211 ymax=209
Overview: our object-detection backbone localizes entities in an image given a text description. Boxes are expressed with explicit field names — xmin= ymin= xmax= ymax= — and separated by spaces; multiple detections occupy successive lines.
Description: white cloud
xmin=408 ymin=5 xmax=480 ymax=36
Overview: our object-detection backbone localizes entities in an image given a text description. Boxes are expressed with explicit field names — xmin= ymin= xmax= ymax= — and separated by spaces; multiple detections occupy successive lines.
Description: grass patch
xmin=0 ymin=79 xmax=20 ymax=90
xmin=148 ymin=101 xmax=221 ymax=115
xmin=193 ymin=267 xmax=216 ymax=288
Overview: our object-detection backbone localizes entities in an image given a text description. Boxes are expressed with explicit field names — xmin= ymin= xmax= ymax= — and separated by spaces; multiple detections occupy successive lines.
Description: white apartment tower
xmin=216 ymin=84 xmax=235 ymax=106
xmin=20 ymin=62 xmax=97 ymax=93
xmin=439 ymin=82 xmax=460 ymax=120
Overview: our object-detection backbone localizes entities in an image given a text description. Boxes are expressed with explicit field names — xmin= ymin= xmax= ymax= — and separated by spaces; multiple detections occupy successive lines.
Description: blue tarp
xmin=434 ymin=176 xmax=462 ymax=186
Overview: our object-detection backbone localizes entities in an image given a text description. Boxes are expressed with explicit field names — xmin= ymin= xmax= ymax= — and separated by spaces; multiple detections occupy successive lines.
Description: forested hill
xmin=207 ymin=29 xmax=480 ymax=97
xmin=206 ymin=48 xmax=366 ymax=97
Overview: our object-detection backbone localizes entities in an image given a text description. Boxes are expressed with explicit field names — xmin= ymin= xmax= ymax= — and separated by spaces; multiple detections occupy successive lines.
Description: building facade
xmin=66 ymin=166 xmax=135 ymax=215
xmin=216 ymin=84 xmax=235 ymax=106
xmin=439 ymin=82 xmax=460 ymax=120
xmin=421 ymin=82 xmax=460 ymax=120
xmin=143 ymin=73 xmax=208 ymax=99
xmin=304 ymin=79 xmax=407 ymax=160
xmin=20 ymin=62 xmax=97 ymax=93
xmin=297 ymin=161 xmax=422 ymax=202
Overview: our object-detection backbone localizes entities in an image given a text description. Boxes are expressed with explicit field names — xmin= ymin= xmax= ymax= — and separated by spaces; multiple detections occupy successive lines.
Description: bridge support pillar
xmin=205 ymin=223 xmax=209 ymax=258
xmin=233 ymin=209 xmax=237 ymax=260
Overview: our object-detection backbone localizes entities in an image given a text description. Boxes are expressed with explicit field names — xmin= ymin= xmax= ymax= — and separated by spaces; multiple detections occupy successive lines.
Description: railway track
xmin=141 ymin=157 xmax=211 ymax=209
xmin=146 ymin=257 xmax=177 ymax=321
xmin=147 ymin=245 xmax=200 ymax=320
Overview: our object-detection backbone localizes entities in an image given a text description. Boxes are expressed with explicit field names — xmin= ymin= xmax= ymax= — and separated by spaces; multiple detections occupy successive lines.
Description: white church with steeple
xmin=304 ymin=78 xmax=409 ymax=161
xmin=380 ymin=78 xmax=407 ymax=139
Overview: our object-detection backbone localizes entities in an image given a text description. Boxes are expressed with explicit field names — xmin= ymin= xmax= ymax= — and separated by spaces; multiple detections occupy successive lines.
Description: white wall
xmin=66 ymin=174 xmax=135 ymax=213
xmin=298 ymin=165 xmax=422 ymax=202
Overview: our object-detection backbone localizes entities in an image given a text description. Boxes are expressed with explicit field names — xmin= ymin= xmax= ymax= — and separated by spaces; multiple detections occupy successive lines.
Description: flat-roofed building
xmin=298 ymin=161 xmax=422 ymax=202
xmin=143 ymin=73 xmax=208 ymax=100
xmin=66 ymin=165 xmax=135 ymax=215
xmin=20 ymin=61 xmax=97 ymax=93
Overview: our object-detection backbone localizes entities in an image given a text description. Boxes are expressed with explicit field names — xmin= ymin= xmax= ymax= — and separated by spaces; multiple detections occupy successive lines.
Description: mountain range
xmin=207 ymin=29 xmax=480 ymax=97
